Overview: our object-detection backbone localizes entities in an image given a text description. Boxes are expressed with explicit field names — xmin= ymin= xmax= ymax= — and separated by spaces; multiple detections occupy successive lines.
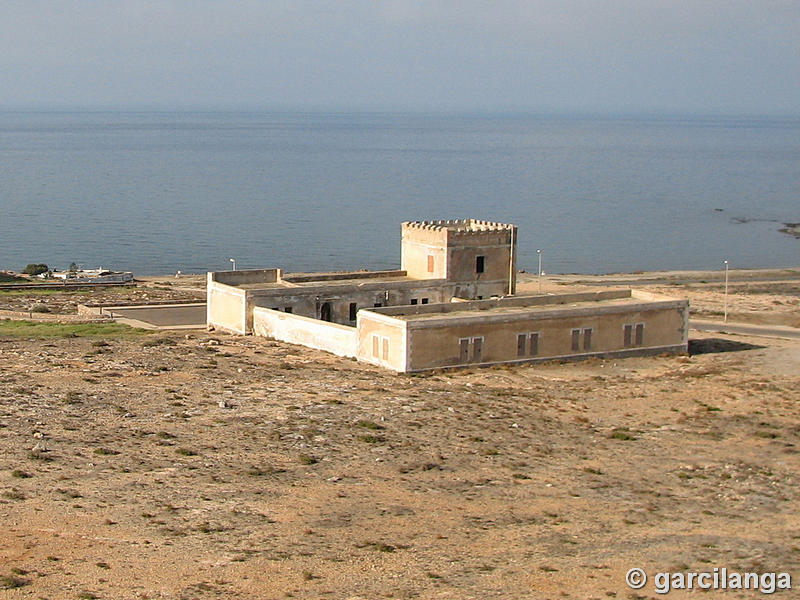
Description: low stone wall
xmin=0 ymin=309 xmax=113 ymax=323
xmin=252 ymin=307 xmax=357 ymax=358
xmin=210 ymin=269 xmax=282 ymax=286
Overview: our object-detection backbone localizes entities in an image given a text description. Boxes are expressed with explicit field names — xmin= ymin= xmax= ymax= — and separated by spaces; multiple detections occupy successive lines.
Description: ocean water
xmin=1 ymin=110 xmax=798 ymax=275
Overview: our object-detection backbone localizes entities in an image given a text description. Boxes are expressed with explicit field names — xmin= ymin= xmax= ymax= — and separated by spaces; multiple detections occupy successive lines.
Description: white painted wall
xmin=252 ymin=307 xmax=357 ymax=358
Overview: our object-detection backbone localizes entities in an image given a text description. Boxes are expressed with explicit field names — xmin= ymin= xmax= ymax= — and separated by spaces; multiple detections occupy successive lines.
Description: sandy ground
xmin=0 ymin=270 xmax=798 ymax=599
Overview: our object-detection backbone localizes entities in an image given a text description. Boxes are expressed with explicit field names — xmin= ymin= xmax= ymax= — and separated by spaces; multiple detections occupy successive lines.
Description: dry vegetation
xmin=0 ymin=274 xmax=798 ymax=599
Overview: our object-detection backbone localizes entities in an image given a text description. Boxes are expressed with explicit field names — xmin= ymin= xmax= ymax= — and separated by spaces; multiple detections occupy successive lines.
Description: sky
xmin=1 ymin=0 xmax=798 ymax=114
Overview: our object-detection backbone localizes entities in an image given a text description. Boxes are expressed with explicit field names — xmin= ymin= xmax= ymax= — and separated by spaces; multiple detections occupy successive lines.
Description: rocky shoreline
xmin=780 ymin=222 xmax=800 ymax=238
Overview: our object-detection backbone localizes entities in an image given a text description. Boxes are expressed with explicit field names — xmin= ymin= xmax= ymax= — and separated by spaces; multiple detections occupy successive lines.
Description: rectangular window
xmin=476 ymin=255 xmax=485 ymax=273
xmin=349 ymin=303 xmax=357 ymax=321
xmin=372 ymin=335 xmax=380 ymax=357
xmin=472 ymin=337 xmax=483 ymax=362
xmin=623 ymin=324 xmax=633 ymax=348
xmin=421 ymin=298 xmax=429 ymax=304
xmin=382 ymin=338 xmax=389 ymax=361
xmin=517 ymin=333 xmax=527 ymax=357
xmin=529 ymin=332 xmax=539 ymax=356
xmin=427 ymin=255 xmax=434 ymax=273
xmin=410 ymin=298 xmax=418 ymax=305
xmin=583 ymin=328 xmax=592 ymax=351
xmin=571 ymin=329 xmax=581 ymax=352
xmin=373 ymin=302 xmax=382 ymax=308
xmin=635 ymin=323 xmax=644 ymax=346
xmin=459 ymin=338 xmax=470 ymax=363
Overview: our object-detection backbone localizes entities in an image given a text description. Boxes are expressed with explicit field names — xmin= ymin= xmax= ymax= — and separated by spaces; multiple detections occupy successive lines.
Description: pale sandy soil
xmin=0 ymin=271 xmax=798 ymax=599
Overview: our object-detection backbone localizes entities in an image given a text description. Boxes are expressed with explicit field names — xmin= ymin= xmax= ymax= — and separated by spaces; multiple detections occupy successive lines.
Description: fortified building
xmin=207 ymin=220 xmax=688 ymax=372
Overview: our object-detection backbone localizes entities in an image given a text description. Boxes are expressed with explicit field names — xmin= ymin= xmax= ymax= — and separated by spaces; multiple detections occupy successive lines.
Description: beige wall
xmin=207 ymin=274 xmax=248 ymax=334
xmin=211 ymin=268 xmax=282 ymax=286
xmin=446 ymin=227 xmax=516 ymax=297
xmin=402 ymin=301 xmax=687 ymax=372
xmin=401 ymin=224 xmax=448 ymax=280
xmin=357 ymin=312 xmax=408 ymax=371
xmin=253 ymin=307 xmax=358 ymax=358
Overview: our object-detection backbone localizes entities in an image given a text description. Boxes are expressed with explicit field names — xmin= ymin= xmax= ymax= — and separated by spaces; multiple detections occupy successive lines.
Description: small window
xmin=476 ymin=256 xmax=485 ymax=273
xmin=374 ymin=302 xmax=382 ymax=308
xmin=421 ymin=298 xmax=429 ymax=304
xmin=529 ymin=332 xmax=539 ymax=356
xmin=571 ymin=329 xmax=581 ymax=352
xmin=472 ymin=337 xmax=483 ymax=362
xmin=270 ymin=307 xmax=279 ymax=311
xmin=372 ymin=335 xmax=380 ymax=357
xmin=410 ymin=298 xmax=418 ymax=305
xmin=583 ymin=328 xmax=592 ymax=351
xmin=477 ymin=296 xmax=483 ymax=300
xmin=623 ymin=324 xmax=633 ymax=348
xmin=459 ymin=338 xmax=470 ymax=363
xmin=427 ymin=255 xmax=434 ymax=273
xmin=382 ymin=338 xmax=389 ymax=361
xmin=285 ymin=307 xmax=292 ymax=314
xmin=349 ymin=303 xmax=357 ymax=321
xmin=635 ymin=323 xmax=644 ymax=346
xmin=517 ymin=334 xmax=527 ymax=357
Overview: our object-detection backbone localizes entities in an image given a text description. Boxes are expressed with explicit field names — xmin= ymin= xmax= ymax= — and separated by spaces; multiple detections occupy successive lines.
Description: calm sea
xmin=1 ymin=111 xmax=798 ymax=275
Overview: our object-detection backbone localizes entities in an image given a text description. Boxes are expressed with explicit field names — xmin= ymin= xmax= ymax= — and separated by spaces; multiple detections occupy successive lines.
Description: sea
xmin=1 ymin=110 xmax=798 ymax=276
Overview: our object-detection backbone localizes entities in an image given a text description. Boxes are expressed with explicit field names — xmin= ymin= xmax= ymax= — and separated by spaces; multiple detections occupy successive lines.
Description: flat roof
xmin=236 ymin=274 xmax=421 ymax=290
xmin=389 ymin=297 xmax=645 ymax=321
xmin=362 ymin=290 xmax=686 ymax=323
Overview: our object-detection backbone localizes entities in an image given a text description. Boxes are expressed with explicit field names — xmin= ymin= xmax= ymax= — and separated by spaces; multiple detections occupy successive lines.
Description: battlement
xmin=402 ymin=219 xmax=514 ymax=233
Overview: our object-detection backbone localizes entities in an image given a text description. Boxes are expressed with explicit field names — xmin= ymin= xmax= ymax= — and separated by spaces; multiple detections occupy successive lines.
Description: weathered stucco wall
xmin=401 ymin=223 xmax=448 ymax=280
xmin=400 ymin=220 xmax=517 ymax=297
xmin=248 ymin=281 xmax=451 ymax=327
xmin=211 ymin=269 xmax=282 ymax=286
xmin=446 ymin=225 xmax=516 ymax=297
xmin=403 ymin=300 xmax=688 ymax=372
xmin=207 ymin=274 xmax=248 ymax=334
xmin=253 ymin=307 xmax=358 ymax=358
xmin=356 ymin=311 xmax=408 ymax=371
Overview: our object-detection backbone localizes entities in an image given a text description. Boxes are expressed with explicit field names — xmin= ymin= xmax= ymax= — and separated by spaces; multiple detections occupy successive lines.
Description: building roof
xmin=362 ymin=290 xmax=687 ymax=324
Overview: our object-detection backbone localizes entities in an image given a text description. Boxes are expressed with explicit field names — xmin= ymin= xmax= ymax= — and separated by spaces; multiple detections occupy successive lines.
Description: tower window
xmin=476 ymin=256 xmax=485 ymax=273
xmin=349 ymin=303 xmax=357 ymax=321
xmin=427 ymin=255 xmax=435 ymax=273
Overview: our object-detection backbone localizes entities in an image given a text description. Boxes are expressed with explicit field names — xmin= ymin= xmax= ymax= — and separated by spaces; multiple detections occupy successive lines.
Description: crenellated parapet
xmin=402 ymin=219 xmax=514 ymax=232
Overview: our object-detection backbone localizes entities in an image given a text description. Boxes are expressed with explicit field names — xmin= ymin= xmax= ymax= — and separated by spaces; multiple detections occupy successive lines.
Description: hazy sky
xmin=1 ymin=1 xmax=798 ymax=113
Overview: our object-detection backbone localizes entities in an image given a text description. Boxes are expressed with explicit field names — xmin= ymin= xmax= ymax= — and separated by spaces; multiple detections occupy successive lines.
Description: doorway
xmin=320 ymin=302 xmax=332 ymax=322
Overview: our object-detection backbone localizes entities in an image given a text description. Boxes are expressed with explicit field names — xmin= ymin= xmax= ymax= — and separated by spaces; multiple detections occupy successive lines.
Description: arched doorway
xmin=320 ymin=302 xmax=332 ymax=322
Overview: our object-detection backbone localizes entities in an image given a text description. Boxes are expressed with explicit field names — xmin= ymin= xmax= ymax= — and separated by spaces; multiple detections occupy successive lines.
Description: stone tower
xmin=401 ymin=219 xmax=517 ymax=299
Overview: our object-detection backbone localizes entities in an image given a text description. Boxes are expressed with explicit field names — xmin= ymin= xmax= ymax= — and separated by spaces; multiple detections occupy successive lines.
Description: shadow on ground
xmin=689 ymin=337 xmax=765 ymax=355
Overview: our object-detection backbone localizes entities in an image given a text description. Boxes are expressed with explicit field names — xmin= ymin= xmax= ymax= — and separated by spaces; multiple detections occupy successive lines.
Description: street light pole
xmin=229 ymin=258 xmax=236 ymax=271
xmin=537 ymin=249 xmax=542 ymax=294
xmin=723 ymin=260 xmax=729 ymax=323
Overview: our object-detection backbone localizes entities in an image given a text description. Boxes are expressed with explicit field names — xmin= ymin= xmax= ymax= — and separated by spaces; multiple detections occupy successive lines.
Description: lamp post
xmin=723 ymin=260 xmax=729 ymax=323
xmin=229 ymin=258 xmax=236 ymax=271
xmin=537 ymin=249 xmax=542 ymax=294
